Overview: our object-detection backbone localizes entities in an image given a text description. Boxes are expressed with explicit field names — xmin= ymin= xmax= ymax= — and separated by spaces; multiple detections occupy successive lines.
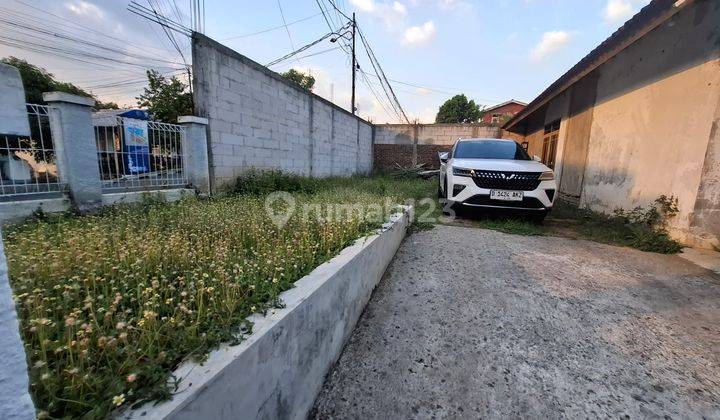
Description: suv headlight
xmin=539 ymin=171 xmax=555 ymax=181
xmin=453 ymin=167 xmax=473 ymax=177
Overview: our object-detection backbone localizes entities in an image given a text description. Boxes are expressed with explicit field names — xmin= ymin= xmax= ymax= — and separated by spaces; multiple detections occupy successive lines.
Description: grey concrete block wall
xmin=192 ymin=34 xmax=373 ymax=190
xmin=374 ymin=123 xmax=502 ymax=146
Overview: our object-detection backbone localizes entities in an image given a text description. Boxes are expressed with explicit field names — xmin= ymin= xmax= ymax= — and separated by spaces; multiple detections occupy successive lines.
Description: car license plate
xmin=490 ymin=190 xmax=523 ymax=201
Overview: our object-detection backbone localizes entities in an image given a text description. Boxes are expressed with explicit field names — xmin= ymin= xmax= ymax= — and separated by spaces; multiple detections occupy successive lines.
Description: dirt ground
xmin=311 ymin=225 xmax=720 ymax=419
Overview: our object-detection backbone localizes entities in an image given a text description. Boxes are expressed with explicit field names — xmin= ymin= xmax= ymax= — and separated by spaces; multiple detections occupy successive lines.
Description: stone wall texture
xmin=373 ymin=124 xmax=501 ymax=170
xmin=192 ymin=34 xmax=373 ymax=190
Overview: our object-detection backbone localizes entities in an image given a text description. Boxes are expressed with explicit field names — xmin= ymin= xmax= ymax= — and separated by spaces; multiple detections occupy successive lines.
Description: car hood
xmin=450 ymin=158 xmax=550 ymax=173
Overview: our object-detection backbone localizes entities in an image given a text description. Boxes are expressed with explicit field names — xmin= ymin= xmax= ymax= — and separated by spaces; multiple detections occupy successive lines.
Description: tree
xmin=1 ymin=56 xmax=116 ymax=109
xmin=435 ymin=94 xmax=482 ymax=123
xmin=281 ymin=69 xmax=315 ymax=91
xmin=136 ymin=70 xmax=193 ymax=123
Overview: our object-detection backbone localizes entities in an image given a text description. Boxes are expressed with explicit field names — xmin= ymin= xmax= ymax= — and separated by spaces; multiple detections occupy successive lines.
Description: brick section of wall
xmin=373 ymin=124 xmax=501 ymax=170
xmin=417 ymin=145 xmax=451 ymax=169
xmin=374 ymin=144 xmax=413 ymax=170
xmin=192 ymin=34 xmax=373 ymax=190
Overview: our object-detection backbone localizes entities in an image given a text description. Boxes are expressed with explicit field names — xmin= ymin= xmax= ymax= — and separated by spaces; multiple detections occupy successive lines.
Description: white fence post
xmin=178 ymin=116 xmax=210 ymax=194
xmin=43 ymin=92 xmax=102 ymax=210
xmin=0 ymin=230 xmax=36 ymax=419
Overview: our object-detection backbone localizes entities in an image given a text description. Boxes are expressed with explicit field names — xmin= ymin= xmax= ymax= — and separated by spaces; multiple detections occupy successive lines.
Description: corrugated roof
xmin=503 ymin=0 xmax=691 ymax=131
xmin=482 ymin=99 xmax=528 ymax=113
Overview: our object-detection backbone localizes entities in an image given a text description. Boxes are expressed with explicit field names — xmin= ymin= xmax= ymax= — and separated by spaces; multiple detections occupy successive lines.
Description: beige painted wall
xmin=581 ymin=59 xmax=720 ymax=245
xmin=579 ymin=2 xmax=720 ymax=246
xmin=508 ymin=1 xmax=720 ymax=247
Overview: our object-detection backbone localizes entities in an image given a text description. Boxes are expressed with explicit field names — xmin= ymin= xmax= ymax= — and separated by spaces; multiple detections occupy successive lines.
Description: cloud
xmin=351 ymin=0 xmax=407 ymax=29
xmin=603 ymin=0 xmax=650 ymax=24
xmin=392 ymin=1 xmax=407 ymax=14
xmin=416 ymin=87 xmax=430 ymax=95
xmin=65 ymin=0 xmax=104 ymax=19
xmin=530 ymin=31 xmax=571 ymax=61
xmin=438 ymin=0 xmax=456 ymax=9
xmin=402 ymin=21 xmax=436 ymax=46
xmin=349 ymin=0 xmax=377 ymax=12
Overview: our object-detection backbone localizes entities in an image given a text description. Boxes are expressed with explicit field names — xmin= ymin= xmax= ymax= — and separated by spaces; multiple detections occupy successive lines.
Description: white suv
xmin=439 ymin=138 xmax=557 ymax=220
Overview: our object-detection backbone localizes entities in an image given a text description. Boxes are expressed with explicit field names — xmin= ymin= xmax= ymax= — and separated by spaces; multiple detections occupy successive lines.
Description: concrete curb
xmin=122 ymin=206 xmax=414 ymax=420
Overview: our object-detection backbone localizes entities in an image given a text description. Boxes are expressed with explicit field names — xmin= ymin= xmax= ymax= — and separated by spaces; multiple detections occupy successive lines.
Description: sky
xmin=0 ymin=0 xmax=651 ymax=123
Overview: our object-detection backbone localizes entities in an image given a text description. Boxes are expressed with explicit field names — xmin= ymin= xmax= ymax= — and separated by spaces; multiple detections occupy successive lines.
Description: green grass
xmin=4 ymin=173 xmax=433 ymax=419
xmin=471 ymin=218 xmax=545 ymax=236
xmin=548 ymin=201 xmax=682 ymax=254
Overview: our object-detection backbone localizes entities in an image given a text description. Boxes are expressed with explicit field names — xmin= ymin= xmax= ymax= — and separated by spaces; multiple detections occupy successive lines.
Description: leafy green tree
xmin=435 ymin=94 xmax=482 ymax=123
xmin=136 ymin=70 xmax=193 ymax=123
xmin=281 ymin=68 xmax=315 ymax=91
xmin=1 ymin=56 xmax=116 ymax=109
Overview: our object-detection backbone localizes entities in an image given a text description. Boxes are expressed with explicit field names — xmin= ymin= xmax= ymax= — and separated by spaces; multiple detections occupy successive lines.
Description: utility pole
xmin=351 ymin=12 xmax=356 ymax=115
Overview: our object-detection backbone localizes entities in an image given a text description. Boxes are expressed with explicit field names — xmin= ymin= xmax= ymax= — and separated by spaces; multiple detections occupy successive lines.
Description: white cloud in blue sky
xmin=402 ymin=21 xmax=436 ymax=46
xmin=530 ymin=31 xmax=572 ymax=62
xmin=603 ymin=0 xmax=650 ymax=24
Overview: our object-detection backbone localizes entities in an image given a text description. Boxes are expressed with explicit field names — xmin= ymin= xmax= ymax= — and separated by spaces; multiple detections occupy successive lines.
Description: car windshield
xmin=453 ymin=140 xmax=531 ymax=160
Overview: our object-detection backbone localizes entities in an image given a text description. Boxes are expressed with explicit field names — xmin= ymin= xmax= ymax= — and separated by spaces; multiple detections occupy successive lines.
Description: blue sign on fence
xmin=122 ymin=117 xmax=150 ymax=174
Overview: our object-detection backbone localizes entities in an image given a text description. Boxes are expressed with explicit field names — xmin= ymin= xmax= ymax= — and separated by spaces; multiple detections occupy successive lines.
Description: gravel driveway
xmin=311 ymin=225 xmax=720 ymax=419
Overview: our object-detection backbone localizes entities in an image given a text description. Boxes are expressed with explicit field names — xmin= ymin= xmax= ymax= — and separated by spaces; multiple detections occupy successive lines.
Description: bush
xmin=227 ymin=169 xmax=318 ymax=195
xmin=553 ymin=196 xmax=683 ymax=254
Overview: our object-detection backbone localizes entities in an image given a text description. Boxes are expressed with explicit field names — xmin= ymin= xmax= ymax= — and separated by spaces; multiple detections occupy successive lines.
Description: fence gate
xmin=0 ymin=104 xmax=66 ymax=198
xmin=94 ymin=116 xmax=188 ymax=192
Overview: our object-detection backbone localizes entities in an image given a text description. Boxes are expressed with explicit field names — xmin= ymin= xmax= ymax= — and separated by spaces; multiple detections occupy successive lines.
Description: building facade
xmin=504 ymin=0 xmax=720 ymax=249
xmin=481 ymin=100 xmax=526 ymax=125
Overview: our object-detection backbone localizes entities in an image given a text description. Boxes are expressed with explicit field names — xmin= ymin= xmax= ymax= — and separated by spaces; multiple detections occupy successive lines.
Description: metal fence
xmin=94 ymin=117 xmax=187 ymax=192
xmin=0 ymin=104 xmax=66 ymax=197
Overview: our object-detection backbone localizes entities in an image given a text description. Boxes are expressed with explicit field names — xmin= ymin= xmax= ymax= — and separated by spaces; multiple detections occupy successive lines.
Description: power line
xmin=11 ymin=0 xmax=172 ymax=57
xmin=0 ymin=15 xmax=183 ymax=67
xmin=356 ymin=26 xmax=409 ymax=123
xmin=266 ymin=31 xmax=340 ymax=67
xmin=276 ymin=0 xmax=296 ymax=52
xmin=218 ymin=13 xmax=322 ymax=41
xmin=272 ymin=47 xmax=342 ymax=67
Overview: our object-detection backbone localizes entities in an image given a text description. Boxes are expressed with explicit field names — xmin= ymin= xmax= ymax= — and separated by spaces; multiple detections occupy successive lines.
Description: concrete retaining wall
xmin=0 ymin=231 xmax=35 ymax=419
xmin=373 ymin=123 xmax=501 ymax=170
xmin=124 ymin=207 xmax=413 ymax=420
xmin=192 ymin=34 xmax=373 ymax=190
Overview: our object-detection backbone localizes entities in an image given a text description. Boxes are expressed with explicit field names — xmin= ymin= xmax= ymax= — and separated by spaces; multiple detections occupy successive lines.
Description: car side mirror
xmin=532 ymin=155 xmax=542 ymax=162
xmin=438 ymin=152 xmax=449 ymax=163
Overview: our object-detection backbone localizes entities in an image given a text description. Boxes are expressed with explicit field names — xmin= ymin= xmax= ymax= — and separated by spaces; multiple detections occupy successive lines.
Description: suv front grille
xmin=471 ymin=171 xmax=541 ymax=191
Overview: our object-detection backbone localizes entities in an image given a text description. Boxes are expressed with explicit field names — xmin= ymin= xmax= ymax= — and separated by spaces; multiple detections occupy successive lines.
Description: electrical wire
xmin=219 ymin=13 xmax=322 ymax=41
xmin=265 ymin=31 xmax=339 ymax=67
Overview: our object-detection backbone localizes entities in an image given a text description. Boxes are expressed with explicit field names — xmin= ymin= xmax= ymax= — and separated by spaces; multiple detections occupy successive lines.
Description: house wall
xmin=480 ymin=102 xmax=526 ymax=124
xmin=508 ymin=0 xmax=720 ymax=248
xmin=580 ymin=1 xmax=720 ymax=247
xmin=373 ymin=123 xmax=501 ymax=170
xmin=192 ymin=34 xmax=373 ymax=190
